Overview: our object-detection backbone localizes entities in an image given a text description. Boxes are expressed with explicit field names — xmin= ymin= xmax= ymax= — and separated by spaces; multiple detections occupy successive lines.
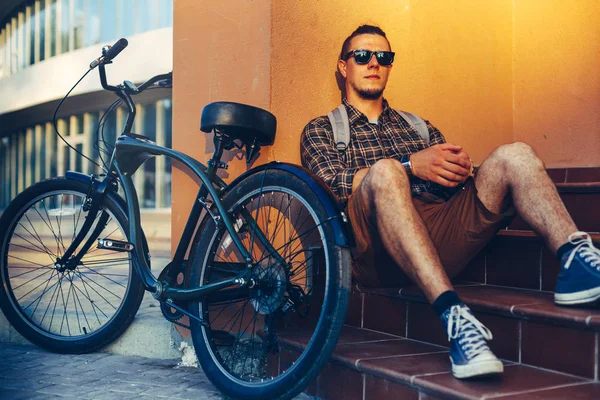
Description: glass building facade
xmin=0 ymin=0 xmax=173 ymax=77
xmin=0 ymin=0 xmax=173 ymax=210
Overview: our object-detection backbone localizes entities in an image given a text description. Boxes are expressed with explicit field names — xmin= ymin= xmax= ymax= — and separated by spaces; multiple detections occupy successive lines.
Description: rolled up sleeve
xmin=300 ymin=119 xmax=357 ymax=205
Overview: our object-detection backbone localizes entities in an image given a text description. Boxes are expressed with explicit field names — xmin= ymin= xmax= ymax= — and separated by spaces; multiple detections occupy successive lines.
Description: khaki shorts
xmin=347 ymin=179 xmax=515 ymax=287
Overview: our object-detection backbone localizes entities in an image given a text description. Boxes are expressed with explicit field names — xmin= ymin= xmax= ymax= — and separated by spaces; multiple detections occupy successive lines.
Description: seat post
xmin=207 ymin=128 xmax=227 ymax=179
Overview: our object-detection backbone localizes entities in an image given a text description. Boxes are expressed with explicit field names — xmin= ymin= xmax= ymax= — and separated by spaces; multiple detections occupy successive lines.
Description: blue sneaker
xmin=441 ymin=304 xmax=503 ymax=379
xmin=555 ymin=232 xmax=600 ymax=306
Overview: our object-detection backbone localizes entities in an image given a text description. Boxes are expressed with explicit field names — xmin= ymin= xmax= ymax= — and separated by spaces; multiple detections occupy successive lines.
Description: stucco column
xmin=172 ymin=0 xmax=271 ymax=252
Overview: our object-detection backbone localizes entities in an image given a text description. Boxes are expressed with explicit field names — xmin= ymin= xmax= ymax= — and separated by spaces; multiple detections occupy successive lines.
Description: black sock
xmin=557 ymin=242 xmax=576 ymax=260
xmin=432 ymin=290 xmax=463 ymax=316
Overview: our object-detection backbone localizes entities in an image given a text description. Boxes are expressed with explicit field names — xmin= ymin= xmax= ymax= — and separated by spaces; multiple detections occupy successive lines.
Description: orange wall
xmin=270 ymin=0 xmax=513 ymax=166
xmin=513 ymin=0 xmax=600 ymax=167
xmin=173 ymin=0 xmax=599 ymax=247
xmin=172 ymin=0 xmax=271 ymax=246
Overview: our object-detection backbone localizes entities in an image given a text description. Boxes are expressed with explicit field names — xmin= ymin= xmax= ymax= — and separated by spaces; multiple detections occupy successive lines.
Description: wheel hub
xmin=55 ymin=259 xmax=79 ymax=272
xmin=250 ymin=257 xmax=287 ymax=315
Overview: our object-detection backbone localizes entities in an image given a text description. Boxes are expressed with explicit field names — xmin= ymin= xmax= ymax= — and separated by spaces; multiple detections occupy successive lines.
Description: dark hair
xmin=340 ymin=25 xmax=391 ymax=60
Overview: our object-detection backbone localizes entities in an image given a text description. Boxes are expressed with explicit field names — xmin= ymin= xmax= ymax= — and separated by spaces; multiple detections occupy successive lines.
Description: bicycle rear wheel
xmin=188 ymin=168 xmax=351 ymax=400
xmin=0 ymin=177 xmax=145 ymax=353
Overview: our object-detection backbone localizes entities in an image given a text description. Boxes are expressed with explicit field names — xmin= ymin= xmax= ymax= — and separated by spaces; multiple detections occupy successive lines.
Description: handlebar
xmin=90 ymin=38 xmax=171 ymax=135
xmin=92 ymin=38 xmax=172 ymax=94
xmin=90 ymin=38 xmax=128 ymax=69
xmin=103 ymin=38 xmax=128 ymax=62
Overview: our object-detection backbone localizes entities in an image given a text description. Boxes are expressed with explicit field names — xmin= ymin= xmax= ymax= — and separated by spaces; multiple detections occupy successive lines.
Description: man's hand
xmin=410 ymin=143 xmax=471 ymax=187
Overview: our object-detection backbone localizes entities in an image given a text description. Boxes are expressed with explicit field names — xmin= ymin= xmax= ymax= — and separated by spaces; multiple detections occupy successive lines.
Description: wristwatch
xmin=400 ymin=155 xmax=413 ymax=176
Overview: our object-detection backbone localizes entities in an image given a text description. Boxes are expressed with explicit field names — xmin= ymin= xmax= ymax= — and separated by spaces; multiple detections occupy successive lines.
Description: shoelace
xmin=447 ymin=305 xmax=493 ymax=359
xmin=563 ymin=232 xmax=600 ymax=271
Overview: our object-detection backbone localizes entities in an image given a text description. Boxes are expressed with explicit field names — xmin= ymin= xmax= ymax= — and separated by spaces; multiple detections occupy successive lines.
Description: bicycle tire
xmin=0 ymin=177 xmax=145 ymax=353
xmin=188 ymin=168 xmax=351 ymax=400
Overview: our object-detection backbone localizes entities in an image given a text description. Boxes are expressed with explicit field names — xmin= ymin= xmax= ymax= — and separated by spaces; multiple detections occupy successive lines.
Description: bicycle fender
xmin=65 ymin=171 xmax=93 ymax=185
xmin=227 ymin=162 xmax=355 ymax=248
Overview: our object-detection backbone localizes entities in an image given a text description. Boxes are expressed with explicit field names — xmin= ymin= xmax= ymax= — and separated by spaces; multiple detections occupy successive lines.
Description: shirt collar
xmin=342 ymin=98 xmax=392 ymax=125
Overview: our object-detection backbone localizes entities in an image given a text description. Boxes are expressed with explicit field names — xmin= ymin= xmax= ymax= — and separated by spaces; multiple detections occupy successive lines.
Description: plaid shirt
xmin=301 ymin=99 xmax=458 ymax=206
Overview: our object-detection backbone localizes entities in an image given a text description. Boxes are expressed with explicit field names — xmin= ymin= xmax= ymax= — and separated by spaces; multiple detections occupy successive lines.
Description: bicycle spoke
xmin=79 ymin=271 xmax=129 ymax=278
xmin=64 ymin=273 xmax=83 ymax=334
xmin=40 ymin=273 xmax=64 ymax=327
xmin=230 ymin=305 xmax=262 ymax=377
xmin=10 ymin=242 xmax=55 ymax=258
xmin=72 ymin=200 xmax=84 ymax=243
xmin=14 ymin=269 xmax=55 ymax=300
xmin=223 ymin=301 xmax=251 ymax=370
xmin=85 ymin=225 xmax=120 ymax=256
xmin=74 ymin=269 xmax=108 ymax=322
xmin=255 ymin=219 xmax=328 ymax=266
xmin=58 ymin=276 xmax=71 ymax=336
xmin=77 ymin=265 xmax=127 ymax=289
xmin=245 ymin=307 xmax=260 ymax=376
xmin=54 ymin=196 xmax=68 ymax=256
xmin=12 ymin=232 xmax=55 ymax=259
xmin=69 ymin=273 xmax=92 ymax=335
xmin=18 ymin=217 xmax=58 ymax=259
xmin=40 ymin=200 xmax=64 ymax=257
xmin=81 ymin=252 xmax=127 ymax=261
xmin=80 ymin=257 xmax=130 ymax=266
xmin=23 ymin=269 xmax=58 ymax=313
xmin=8 ymin=254 xmax=54 ymax=269
xmin=8 ymin=264 xmax=53 ymax=279
xmin=74 ymin=271 xmax=122 ymax=306
xmin=248 ymin=171 xmax=268 ymax=258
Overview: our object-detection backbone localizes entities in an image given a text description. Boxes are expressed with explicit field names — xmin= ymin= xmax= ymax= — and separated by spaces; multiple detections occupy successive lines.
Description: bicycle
xmin=0 ymin=39 xmax=353 ymax=400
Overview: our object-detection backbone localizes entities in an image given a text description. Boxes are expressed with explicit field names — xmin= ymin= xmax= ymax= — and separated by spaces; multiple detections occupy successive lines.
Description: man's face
xmin=339 ymin=34 xmax=393 ymax=100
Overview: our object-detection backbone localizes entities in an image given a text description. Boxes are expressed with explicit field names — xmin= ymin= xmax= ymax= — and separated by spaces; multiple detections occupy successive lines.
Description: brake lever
xmin=90 ymin=45 xmax=113 ymax=69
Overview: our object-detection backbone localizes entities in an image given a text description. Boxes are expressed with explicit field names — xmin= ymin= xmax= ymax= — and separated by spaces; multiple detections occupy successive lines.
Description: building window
xmin=0 ymin=98 xmax=172 ymax=210
xmin=85 ymin=0 xmax=100 ymax=48
xmin=0 ymin=0 xmax=173 ymax=78
xmin=100 ymin=0 xmax=117 ymax=43
xmin=39 ymin=0 xmax=46 ymax=62
xmin=29 ymin=5 xmax=35 ymax=64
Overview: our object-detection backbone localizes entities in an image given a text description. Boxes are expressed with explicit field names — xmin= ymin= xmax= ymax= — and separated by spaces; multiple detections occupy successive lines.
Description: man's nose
xmin=367 ymin=54 xmax=380 ymax=68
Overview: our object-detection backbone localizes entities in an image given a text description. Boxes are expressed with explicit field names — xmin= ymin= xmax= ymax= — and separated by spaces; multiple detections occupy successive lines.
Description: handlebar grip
xmin=103 ymin=38 xmax=128 ymax=61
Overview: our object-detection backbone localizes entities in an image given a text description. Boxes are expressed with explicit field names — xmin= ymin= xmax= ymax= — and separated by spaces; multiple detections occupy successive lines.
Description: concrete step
xmin=0 ymin=292 xmax=188 ymax=360
xmin=347 ymin=283 xmax=600 ymax=379
xmin=279 ymin=326 xmax=600 ymax=400
xmin=0 ymin=250 xmax=190 ymax=360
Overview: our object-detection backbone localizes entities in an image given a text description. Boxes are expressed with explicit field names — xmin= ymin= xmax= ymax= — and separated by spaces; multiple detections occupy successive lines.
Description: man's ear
xmin=338 ymin=59 xmax=347 ymax=78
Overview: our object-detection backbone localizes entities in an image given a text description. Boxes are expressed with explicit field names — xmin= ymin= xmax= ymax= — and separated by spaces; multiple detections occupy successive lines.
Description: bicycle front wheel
xmin=0 ymin=177 xmax=145 ymax=353
xmin=188 ymin=168 xmax=351 ymax=400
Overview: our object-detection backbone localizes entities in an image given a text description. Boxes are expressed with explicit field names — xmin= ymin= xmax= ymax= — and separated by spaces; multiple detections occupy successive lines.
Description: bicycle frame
xmin=113 ymin=134 xmax=258 ymax=301
xmin=57 ymin=62 xmax=352 ymax=313
xmin=55 ymin=65 xmax=287 ymax=306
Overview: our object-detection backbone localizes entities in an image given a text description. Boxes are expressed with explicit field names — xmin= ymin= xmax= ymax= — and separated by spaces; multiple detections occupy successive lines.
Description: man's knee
xmin=489 ymin=142 xmax=544 ymax=173
xmin=363 ymin=159 xmax=410 ymax=196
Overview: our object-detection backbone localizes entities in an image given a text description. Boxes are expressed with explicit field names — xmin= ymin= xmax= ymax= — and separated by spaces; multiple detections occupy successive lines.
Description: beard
xmin=351 ymin=81 xmax=385 ymax=100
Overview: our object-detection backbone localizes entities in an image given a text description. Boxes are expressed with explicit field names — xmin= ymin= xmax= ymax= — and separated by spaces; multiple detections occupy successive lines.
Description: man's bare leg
xmin=358 ymin=159 xmax=503 ymax=378
xmin=474 ymin=142 xmax=576 ymax=253
xmin=357 ymin=159 xmax=452 ymax=302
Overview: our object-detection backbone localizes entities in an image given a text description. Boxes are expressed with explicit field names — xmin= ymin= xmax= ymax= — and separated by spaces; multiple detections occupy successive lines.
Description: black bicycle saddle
xmin=200 ymin=102 xmax=277 ymax=146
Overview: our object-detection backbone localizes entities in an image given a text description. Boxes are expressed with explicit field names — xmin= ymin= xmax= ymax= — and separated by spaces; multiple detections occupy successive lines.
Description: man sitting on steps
xmin=300 ymin=24 xmax=600 ymax=380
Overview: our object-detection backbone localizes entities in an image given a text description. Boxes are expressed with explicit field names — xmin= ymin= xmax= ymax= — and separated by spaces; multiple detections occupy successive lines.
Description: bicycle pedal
xmin=97 ymin=238 xmax=134 ymax=252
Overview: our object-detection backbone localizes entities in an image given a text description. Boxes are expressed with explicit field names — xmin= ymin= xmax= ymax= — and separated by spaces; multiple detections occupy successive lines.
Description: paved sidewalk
xmin=0 ymin=343 xmax=312 ymax=400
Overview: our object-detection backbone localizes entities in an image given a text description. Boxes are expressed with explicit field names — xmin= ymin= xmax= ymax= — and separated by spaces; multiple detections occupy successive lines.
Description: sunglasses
xmin=343 ymin=49 xmax=395 ymax=66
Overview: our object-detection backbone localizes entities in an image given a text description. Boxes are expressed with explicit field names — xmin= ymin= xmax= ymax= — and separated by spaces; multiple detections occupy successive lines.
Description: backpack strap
xmin=327 ymin=105 xmax=351 ymax=152
xmin=326 ymin=105 xmax=430 ymax=153
xmin=396 ymin=110 xmax=430 ymax=145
